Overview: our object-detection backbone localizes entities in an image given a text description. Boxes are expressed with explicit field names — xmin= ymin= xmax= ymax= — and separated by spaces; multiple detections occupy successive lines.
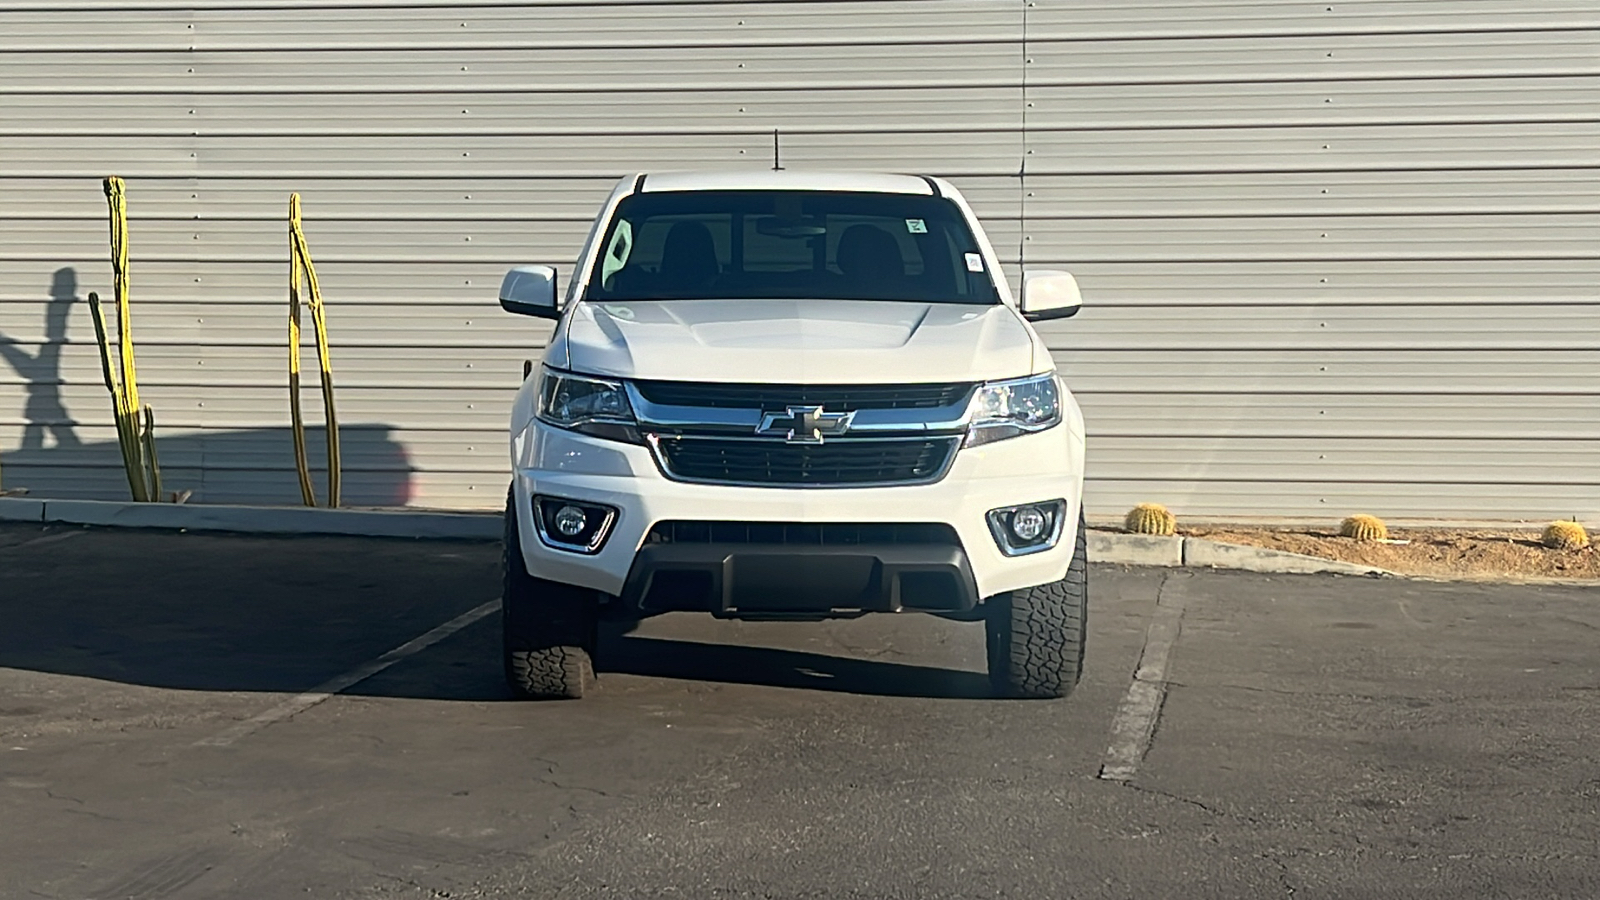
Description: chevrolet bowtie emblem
xmin=756 ymin=405 xmax=856 ymax=445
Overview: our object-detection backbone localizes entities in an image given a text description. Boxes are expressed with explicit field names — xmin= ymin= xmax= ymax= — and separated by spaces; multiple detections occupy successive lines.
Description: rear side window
xmin=584 ymin=190 xmax=999 ymax=304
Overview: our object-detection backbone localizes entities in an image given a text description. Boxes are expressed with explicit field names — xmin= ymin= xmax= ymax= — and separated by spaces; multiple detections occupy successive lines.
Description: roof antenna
xmin=772 ymin=128 xmax=784 ymax=171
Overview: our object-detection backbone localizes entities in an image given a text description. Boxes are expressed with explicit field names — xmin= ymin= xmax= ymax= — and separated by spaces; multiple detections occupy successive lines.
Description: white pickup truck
xmin=498 ymin=171 xmax=1087 ymax=700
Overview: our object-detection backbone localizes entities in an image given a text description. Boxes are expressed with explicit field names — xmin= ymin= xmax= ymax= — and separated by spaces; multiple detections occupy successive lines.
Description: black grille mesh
xmin=656 ymin=437 xmax=956 ymax=486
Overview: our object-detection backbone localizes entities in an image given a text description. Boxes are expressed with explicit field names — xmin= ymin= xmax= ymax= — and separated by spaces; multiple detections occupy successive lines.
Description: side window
xmin=599 ymin=219 xmax=633 ymax=289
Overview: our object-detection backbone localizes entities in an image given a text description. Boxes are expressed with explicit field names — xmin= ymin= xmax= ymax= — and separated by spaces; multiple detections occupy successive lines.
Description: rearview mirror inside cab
xmin=1019 ymin=270 xmax=1083 ymax=322
xmin=499 ymin=265 xmax=560 ymax=319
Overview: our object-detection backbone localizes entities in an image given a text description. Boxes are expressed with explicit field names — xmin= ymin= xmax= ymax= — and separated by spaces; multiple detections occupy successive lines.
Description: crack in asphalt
xmin=1119 ymin=781 xmax=1240 ymax=822
xmin=531 ymin=755 xmax=613 ymax=799
xmin=1168 ymin=680 xmax=1437 ymax=705
xmin=1119 ymin=781 xmax=1314 ymax=895
xmin=45 ymin=789 xmax=126 ymax=823
xmin=1259 ymin=849 xmax=1298 ymax=896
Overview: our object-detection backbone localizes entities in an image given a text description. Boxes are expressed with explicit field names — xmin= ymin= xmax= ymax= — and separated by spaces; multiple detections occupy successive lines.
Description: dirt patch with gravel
xmin=1179 ymin=526 xmax=1600 ymax=581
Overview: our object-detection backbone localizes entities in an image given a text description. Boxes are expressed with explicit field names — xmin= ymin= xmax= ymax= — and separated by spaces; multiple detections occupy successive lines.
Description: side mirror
xmin=1019 ymin=270 xmax=1082 ymax=322
xmin=499 ymin=265 xmax=560 ymax=319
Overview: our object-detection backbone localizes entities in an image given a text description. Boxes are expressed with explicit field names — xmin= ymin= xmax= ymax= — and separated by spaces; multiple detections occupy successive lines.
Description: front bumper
xmin=511 ymin=418 xmax=1085 ymax=605
xmin=623 ymin=541 xmax=977 ymax=618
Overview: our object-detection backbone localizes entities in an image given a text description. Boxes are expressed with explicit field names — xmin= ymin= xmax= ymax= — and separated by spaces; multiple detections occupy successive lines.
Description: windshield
xmin=583 ymin=189 xmax=1000 ymax=304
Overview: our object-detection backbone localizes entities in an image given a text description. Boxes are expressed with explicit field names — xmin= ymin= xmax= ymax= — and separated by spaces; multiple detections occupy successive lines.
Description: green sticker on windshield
xmin=905 ymin=218 xmax=927 ymax=234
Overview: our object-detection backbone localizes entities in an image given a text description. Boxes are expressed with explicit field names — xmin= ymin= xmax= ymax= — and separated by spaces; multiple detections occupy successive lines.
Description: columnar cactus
xmin=1542 ymin=520 xmax=1589 ymax=550
xmin=1124 ymin=503 xmax=1176 ymax=536
xmin=1340 ymin=514 xmax=1388 ymax=542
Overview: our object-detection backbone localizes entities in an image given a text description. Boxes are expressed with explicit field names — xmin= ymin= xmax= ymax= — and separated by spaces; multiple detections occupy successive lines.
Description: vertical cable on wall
xmin=1019 ymin=0 xmax=1032 ymax=272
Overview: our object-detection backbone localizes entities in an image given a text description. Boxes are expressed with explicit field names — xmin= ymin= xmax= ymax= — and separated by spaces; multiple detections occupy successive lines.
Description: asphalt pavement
xmin=1 ymin=522 xmax=1597 ymax=899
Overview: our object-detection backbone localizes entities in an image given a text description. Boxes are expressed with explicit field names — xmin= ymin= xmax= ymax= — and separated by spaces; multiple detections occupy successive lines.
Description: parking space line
xmin=1100 ymin=574 xmax=1188 ymax=782
xmin=195 ymin=599 xmax=499 ymax=748
xmin=1 ymin=530 xmax=84 ymax=551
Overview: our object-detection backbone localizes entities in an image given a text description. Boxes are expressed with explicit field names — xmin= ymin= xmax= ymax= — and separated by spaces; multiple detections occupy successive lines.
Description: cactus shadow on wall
xmin=0 ymin=425 xmax=415 ymax=506
xmin=2 ymin=267 xmax=415 ymax=505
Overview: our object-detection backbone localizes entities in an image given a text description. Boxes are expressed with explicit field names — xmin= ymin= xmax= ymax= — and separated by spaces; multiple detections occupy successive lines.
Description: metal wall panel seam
xmin=1 ymin=1 xmax=1596 ymax=516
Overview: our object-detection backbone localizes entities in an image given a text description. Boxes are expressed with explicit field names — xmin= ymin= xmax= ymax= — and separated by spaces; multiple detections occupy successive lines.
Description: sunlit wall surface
xmin=1 ymin=1 xmax=1596 ymax=519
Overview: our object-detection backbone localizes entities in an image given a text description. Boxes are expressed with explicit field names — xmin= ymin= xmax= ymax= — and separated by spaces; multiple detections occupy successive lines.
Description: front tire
xmin=985 ymin=510 xmax=1089 ymax=699
xmin=503 ymin=488 xmax=597 ymax=699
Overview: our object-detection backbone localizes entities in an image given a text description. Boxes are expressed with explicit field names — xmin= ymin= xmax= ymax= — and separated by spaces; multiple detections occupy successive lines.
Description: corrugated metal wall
xmin=2 ymin=0 xmax=1596 ymax=520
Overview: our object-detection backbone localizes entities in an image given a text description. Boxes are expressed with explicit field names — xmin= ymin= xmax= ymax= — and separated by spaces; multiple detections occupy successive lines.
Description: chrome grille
xmin=633 ymin=381 xmax=973 ymax=411
xmin=652 ymin=436 xmax=959 ymax=487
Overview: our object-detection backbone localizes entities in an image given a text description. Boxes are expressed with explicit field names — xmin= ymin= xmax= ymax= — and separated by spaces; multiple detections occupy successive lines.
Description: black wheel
xmin=503 ymin=488 xmax=598 ymax=699
xmin=985 ymin=510 xmax=1088 ymax=699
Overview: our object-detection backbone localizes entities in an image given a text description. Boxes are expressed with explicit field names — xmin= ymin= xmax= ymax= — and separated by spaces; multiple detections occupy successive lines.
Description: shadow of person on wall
xmin=0 ymin=268 xmax=83 ymax=451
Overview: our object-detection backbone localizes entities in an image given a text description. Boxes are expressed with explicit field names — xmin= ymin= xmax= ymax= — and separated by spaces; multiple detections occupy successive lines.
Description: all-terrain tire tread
xmin=506 ymin=646 xmax=592 ymax=701
xmin=988 ymin=511 xmax=1089 ymax=699
xmin=502 ymin=486 xmax=596 ymax=700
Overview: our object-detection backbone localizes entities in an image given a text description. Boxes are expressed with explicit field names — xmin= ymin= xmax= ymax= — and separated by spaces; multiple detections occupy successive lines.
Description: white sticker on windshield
xmin=905 ymin=218 xmax=928 ymax=234
xmin=965 ymin=252 xmax=984 ymax=272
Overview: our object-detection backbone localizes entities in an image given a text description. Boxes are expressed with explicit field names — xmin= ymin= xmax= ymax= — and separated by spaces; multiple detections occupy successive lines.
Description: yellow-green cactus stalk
xmin=1124 ymin=503 xmax=1176 ymax=536
xmin=1339 ymin=514 xmax=1388 ymax=542
xmin=1542 ymin=520 xmax=1589 ymax=550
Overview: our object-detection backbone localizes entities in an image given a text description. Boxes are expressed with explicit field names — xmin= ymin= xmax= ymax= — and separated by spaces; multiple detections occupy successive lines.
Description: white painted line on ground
xmin=195 ymin=598 xmax=499 ymax=748
xmin=1100 ymin=576 xmax=1188 ymax=782
xmin=1 ymin=530 xmax=85 ymax=551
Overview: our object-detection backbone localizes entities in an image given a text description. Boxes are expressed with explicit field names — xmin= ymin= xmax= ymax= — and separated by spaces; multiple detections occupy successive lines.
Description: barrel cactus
xmin=1542 ymin=520 xmax=1589 ymax=550
xmin=1124 ymin=503 xmax=1176 ymax=536
xmin=1339 ymin=514 xmax=1388 ymax=542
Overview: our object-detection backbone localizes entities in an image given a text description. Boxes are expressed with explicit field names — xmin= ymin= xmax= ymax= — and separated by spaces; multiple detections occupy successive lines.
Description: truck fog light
xmin=1010 ymin=506 xmax=1047 ymax=542
xmin=533 ymin=495 xmax=619 ymax=554
xmin=986 ymin=499 xmax=1067 ymax=557
xmin=553 ymin=505 xmax=588 ymax=537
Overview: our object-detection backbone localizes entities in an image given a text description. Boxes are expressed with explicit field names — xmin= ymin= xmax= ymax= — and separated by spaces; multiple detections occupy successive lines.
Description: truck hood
xmin=552 ymin=298 xmax=1041 ymax=384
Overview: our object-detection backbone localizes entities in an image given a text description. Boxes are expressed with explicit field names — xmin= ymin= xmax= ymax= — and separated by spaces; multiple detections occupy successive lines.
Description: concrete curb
xmin=2 ymin=497 xmax=499 ymax=540
xmin=1089 ymin=529 xmax=1390 ymax=577
xmin=1086 ymin=531 xmax=1182 ymax=567
xmin=0 ymin=496 xmax=46 ymax=522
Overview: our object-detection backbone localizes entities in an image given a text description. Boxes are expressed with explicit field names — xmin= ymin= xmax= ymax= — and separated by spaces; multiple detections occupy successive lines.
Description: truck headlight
xmin=965 ymin=373 xmax=1062 ymax=448
xmin=537 ymin=368 xmax=641 ymax=443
